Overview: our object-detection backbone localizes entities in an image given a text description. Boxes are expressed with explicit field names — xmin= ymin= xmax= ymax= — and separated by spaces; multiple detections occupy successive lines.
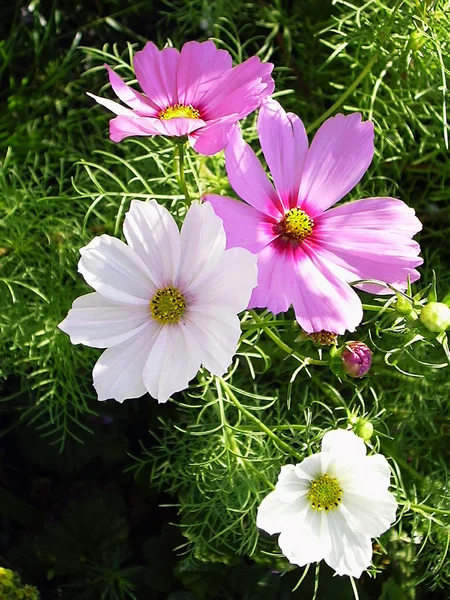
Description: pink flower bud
xmin=341 ymin=341 xmax=372 ymax=378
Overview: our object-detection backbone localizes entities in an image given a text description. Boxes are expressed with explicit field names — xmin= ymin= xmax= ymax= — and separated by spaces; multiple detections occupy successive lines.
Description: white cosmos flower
xmin=256 ymin=429 xmax=398 ymax=578
xmin=59 ymin=200 xmax=258 ymax=403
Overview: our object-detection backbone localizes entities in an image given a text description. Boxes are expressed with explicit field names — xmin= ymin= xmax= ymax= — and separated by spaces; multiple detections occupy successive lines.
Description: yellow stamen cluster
xmin=308 ymin=330 xmax=338 ymax=346
xmin=278 ymin=208 xmax=314 ymax=242
xmin=150 ymin=287 xmax=186 ymax=324
xmin=159 ymin=104 xmax=200 ymax=120
xmin=308 ymin=473 xmax=343 ymax=511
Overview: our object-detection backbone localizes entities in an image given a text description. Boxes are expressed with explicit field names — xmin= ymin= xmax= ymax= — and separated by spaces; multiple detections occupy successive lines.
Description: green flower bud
xmin=353 ymin=418 xmax=374 ymax=441
xmin=420 ymin=302 xmax=450 ymax=332
xmin=394 ymin=293 xmax=414 ymax=316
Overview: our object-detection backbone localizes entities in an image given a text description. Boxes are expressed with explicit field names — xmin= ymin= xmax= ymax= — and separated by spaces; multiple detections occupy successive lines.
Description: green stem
xmin=176 ymin=142 xmax=191 ymax=203
xmin=306 ymin=53 xmax=379 ymax=134
xmin=362 ymin=303 xmax=394 ymax=313
xmin=407 ymin=503 xmax=449 ymax=517
xmin=249 ymin=310 xmax=327 ymax=366
xmin=218 ymin=377 xmax=303 ymax=462
xmin=205 ymin=378 xmax=275 ymax=489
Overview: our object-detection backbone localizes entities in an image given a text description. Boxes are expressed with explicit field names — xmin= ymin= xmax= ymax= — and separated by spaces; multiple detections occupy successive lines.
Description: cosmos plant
xmin=58 ymin=36 xmax=450 ymax=592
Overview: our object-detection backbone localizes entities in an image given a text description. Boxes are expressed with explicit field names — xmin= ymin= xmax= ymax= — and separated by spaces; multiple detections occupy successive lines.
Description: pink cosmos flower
xmin=88 ymin=40 xmax=274 ymax=156
xmin=205 ymin=98 xmax=423 ymax=334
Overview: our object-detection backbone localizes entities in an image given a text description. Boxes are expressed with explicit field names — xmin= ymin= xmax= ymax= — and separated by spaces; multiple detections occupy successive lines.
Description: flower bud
xmin=394 ymin=293 xmax=414 ymax=316
xmin=341 ymin=341 xmax=372 ymax=378
xmin=420 ymin=302 xmax=450 ymax=332
xmin=353 ymin=418 xmax=374 ymax=441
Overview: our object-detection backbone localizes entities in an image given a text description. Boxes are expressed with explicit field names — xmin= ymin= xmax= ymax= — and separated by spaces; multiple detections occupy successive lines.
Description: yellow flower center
xmin=150 ymin=287 xmax=186 ymax=324
xmin=277 ymin=208 xmax=314 ymax=242
xmin=308 ymin=330 xmax=338 ymax=346
xmin=308 ymin=473 xmax=343 ymax=511
xmin=159 ymin=104 xmax=200 ymax=120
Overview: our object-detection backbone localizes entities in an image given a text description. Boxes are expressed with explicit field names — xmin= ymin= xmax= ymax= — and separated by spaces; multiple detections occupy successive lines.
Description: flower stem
xmin=218 ymin=377 xmax=303 ymax=462
xmin=249 ymin=310 xmax=327 ymax=366
xmin=176 ymin=142 xmax=191 ymax=203
xmin=306 ymin=52 xmax=379 ymax=134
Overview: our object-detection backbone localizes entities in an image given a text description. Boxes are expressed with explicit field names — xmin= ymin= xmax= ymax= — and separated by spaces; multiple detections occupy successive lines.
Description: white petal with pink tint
xmin=60 ymin=200 xmax=258 ymax=403
xmin=93 ymin=323 xmax=161 ymax=402
xmin=59 ymin=292 xmax=150 ymax=348
xmin=78 ymin=235 xmax=156 ymax=305
xmin=123 ymin=200 xmax=181 ymax=288
xmin=142 ymin=324 xmax=202 ymax=403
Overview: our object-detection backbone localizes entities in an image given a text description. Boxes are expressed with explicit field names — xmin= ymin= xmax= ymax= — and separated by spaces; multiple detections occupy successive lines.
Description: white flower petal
xmin=59 ymin=292 xmax=150 ymax=348
xmin=294 ymin=453 xmax=323 ymax=481
xmin=192 ymin=246 xmax=258 ymax=312
xmin=142 ymin=324 xmax=202 ymax=403
xmin=341 ymin=490 xmax=397 ymax=538
xmin=276 ymin=464 xmax=311 ymax=503
xmin=177 ymin=202 xmax=226 ymax=291
xmin=123 ymin=200 xmax=181 ymax=288
xmin=341 ymin=454 xmax=394 ymax=496
xmin=256 ymin=489 xmax=308 ymax=535
xmin=325 ymin=509 xmax=373 ymax=578
xmin=321 ymin=429 xmax=367 ymax=461
xmin=183 ymin=309 xmax=240 ymax=375
xmin=93 ymin=323 xmax=161 ymax=402
xmin=79 ymin=235 xmax=155 ymax=305
xmin=278 ymin=512 xmax=328 ymax=567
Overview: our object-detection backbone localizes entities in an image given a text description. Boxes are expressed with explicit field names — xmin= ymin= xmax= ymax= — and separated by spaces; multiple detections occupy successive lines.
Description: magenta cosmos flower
xmin=88 ymin=40 xmax=274 ymax=155
xmin=205 ymin=98 xmax=423 ymax=334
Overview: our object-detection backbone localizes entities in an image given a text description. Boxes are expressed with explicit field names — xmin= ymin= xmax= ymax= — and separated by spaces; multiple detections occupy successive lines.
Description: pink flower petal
xmin=104 ymin=64 xmax=159 ymax=114
xmin=133 ymin=42 xmax=180 ymax=110
xmin=93 ymin=323 xmax=161 ymax=402
xmin=142 ymin=324 xmax=202 ymax=403
xmin=248 ymin=242 xmax=297 ymax=315
xmin=225 ymin=125 xmax=283 ymax=217
xmin=258 ymin=98 xmax=308 ymax=209
xmin=205 ymin=194 xmax=277 ymax=254
xmin=312 ymin=201 xmax=422 ymax=293
xmin=151 ymin=116 xmax=206 ymax=137
xmin=58 ymin=292 xmax=150 ymax=348
xmin=123 ymin=200 xmax=181 ymax=288
xmin=199 ymin=56 xmax=274 ymax=121
xmin=299 ymin=113 xmax=374 ymax=216
xmin=177 ymin=40 xmax=232 ymax=107
xmin=250 ymin=240 xmax=363 ymax=333
xmin=291 ymin=244 xmax=363 ymax=333
xmin=109 ymin=115 xmax=162 ymax=142
xmin=188 ymin=119 xmax=234 ymax=155
xmin=318 ymin=197 xmax=422 ymax=237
